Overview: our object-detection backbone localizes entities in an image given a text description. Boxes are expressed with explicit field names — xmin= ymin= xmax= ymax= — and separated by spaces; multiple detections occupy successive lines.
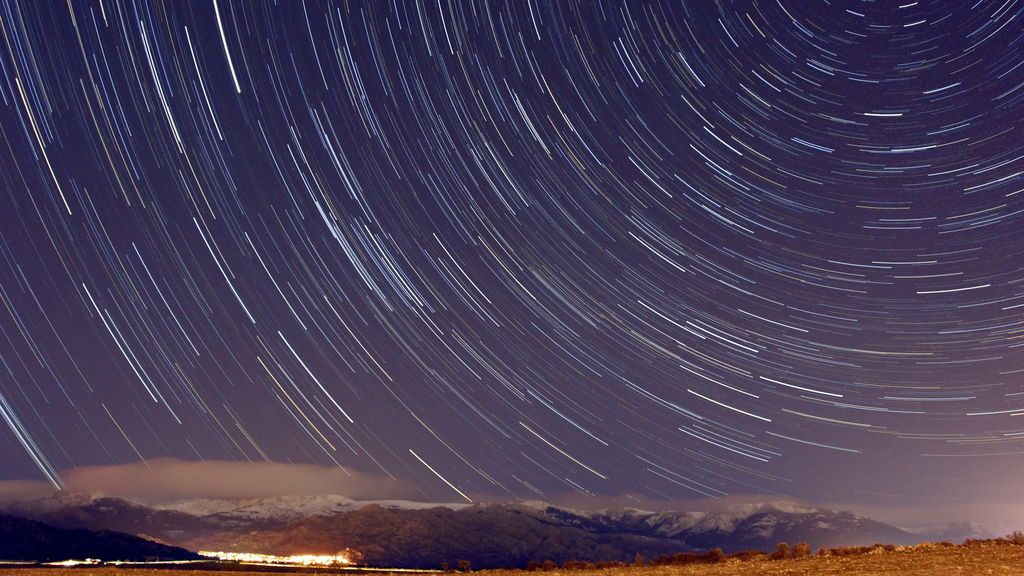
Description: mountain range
xmin=0 ymin=493 xmax=977 ymax=568
xmin=0 ymin=513 xmax=200 ymax=562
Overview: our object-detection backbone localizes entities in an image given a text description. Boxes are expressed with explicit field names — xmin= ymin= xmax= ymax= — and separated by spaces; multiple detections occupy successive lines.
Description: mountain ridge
xmin=0 ymin=513 xmax=201 ymax=562
xmin=0 ymin=492 xmax=934 ymax=568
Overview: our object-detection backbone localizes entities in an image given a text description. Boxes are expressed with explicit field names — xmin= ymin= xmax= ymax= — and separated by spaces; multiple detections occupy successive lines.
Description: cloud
xmin=825 ymin=499 xmax=1024 ymax=536
xmin=0 ymin=458 xmax=420 ymax=503
xmin=0 ymin=479 xmax=55 ymax=503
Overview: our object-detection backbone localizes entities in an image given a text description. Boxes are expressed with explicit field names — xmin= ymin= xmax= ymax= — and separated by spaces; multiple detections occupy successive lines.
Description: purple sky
xmin=1 ymin=0 xmax=1023 ymax=534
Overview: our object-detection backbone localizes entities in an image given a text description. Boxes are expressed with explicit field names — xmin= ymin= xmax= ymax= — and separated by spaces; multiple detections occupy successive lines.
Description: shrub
xmin=822 ymin=545 xmax=871 ymax=557
xmin=669 ymin=552 xmax=697 ymax=565
xmin=865 ymin=544 xmax=887 ymax=555
xmin=732 ymin=550 xmax=765 ymax=561
xmin=771 ymin=542 xmax=790 ymax=560
xmin=702 ymin=548 xmax=726 ymax=563
xmin=456 ymin=559 xmax=471 ymax=572
xmin=1008 ymin=530 xmax=1024 ymax=545
xmin=652 ymin=554 xmax=671 ymax=566
xmin=792 ymin=542 xmax=810 ymax=558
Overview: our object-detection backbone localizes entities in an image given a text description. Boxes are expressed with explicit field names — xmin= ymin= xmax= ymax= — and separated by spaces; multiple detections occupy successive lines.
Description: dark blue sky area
xmin=1 ymin=0 xmax=1023 ymax=520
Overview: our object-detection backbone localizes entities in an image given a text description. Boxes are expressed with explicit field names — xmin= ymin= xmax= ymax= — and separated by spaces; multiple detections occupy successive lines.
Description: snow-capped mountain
xmin=531 ymin=501 xmax=918 ymax=552
xmin=0 ymin=493 xmax=931 ymax=568
xmin=906 ymin=521 xmax=994 ymax=543
xmin=154 ymin=494 xmax=466 ymax=522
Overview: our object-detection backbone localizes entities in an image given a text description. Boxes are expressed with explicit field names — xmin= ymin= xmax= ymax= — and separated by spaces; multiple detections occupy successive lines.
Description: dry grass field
xmin=2 ymin=541 xmax=1023 ymax=576
xmin=495 ymin=542 xmax=1024 ymax=575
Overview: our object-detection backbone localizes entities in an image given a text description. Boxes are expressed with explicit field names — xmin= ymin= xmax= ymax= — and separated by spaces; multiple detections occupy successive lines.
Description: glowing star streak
xmin=2 ymin=0 xmax=1024 ymax=516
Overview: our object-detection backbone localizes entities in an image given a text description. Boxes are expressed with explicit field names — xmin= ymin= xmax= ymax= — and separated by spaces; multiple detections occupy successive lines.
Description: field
xmin=522 ymin=543 xmax=1024 ymax=575
xmin=503 ymin=542 xmax=1021 ymax=575
xmin=2 ymin=542 xmax=1024 ymax=576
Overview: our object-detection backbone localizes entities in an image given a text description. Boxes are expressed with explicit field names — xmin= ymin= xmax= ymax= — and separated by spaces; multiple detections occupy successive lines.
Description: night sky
xmin=2 ymin=0 xmax=1024 ymax=519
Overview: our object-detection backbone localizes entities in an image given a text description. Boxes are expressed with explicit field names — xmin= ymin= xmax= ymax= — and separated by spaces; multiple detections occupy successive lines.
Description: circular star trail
xmin=2 ymin=0 xmax=1024 ymax=507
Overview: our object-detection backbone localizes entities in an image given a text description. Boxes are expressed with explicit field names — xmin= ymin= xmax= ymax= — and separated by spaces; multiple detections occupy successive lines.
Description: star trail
xmin=2 ymin=0 xmax=1024 ymax=511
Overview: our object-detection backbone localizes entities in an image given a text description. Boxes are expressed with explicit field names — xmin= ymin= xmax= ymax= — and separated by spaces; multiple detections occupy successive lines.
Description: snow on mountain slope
xmin=905 ymin=521 xmax=994 ymax=542
xmin=154 ymin=494 xmax=361 ymax=520
xmin=687 ymin=502 xmax=820 ymax=533
xmin=156 ymin=494 xmax=467 ymax=521
xmin=0 ymin=491 xmax=466 ymax=523
xmin=0 ymin=491 xmax=110 ymax=515
xmin=0 ymin=491 xmax=159 ymax=523
xmin=535 ymin=500 xmax=847 ymax=539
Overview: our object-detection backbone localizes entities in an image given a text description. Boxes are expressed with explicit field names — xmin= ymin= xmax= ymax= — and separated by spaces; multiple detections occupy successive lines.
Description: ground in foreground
xmin=2 ymin=542 xmax=1024 ymax=576
xmin=507 ymin=542 xmax=1021 ymax=575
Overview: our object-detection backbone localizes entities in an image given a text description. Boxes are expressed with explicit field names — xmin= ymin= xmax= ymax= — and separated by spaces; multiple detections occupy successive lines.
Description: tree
xmin=703 ymin=548 xmax=726 ymax=563
xmin=771 ymin=542 xmax=790 ymax=560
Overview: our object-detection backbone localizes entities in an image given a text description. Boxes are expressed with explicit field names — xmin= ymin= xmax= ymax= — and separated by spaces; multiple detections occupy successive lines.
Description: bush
xmin=816 ymin=543 xmax=900 ymax=558
xmin=668 ymin=552 xmax=698 ymax=565
xmin=771 ymin=542 xmax=790 ymax=560
xmin=732 ymin=550 xmax=765 ymax=561
xmin=1007 ymin=530 xmax=1024 ymax=545
xmin=702 ymin=548 xmax=726 ymax=563
xmin=792 ymin=542 xmax=810 ymax=558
